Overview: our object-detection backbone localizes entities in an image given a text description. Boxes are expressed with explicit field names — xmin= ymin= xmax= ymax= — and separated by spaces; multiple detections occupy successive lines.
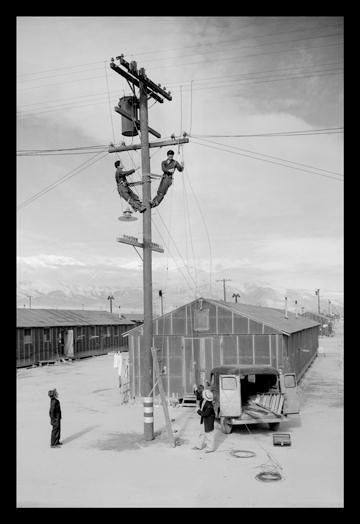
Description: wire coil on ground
xmin=255 ymin=471 xmax=282 ymax=482
xmin=230 ymin=449 xmax=256 ymax=459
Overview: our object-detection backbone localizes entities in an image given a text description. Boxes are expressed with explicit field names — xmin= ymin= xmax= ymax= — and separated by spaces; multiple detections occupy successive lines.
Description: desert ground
xmin=16 ymin=321 xmax=343 ymax=508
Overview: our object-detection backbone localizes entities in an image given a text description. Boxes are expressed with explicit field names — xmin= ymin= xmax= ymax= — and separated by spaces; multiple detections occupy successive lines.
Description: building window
xmin=284 ymin=375 xmax=296 ymax=388
xmin=194 ymin=308 xmax=209 ymax=331
xmin=221 ymin=376 xmax=237 ymax=390
xmin=114 ymin=325 xmax=119 ymax=335
xmin=24 ymin=328 xmax=32 ymax=344
xmin=102 ymin=326 xmax=111 ymax=337
xmin=43 ymin=328 xmax=50 ymax=341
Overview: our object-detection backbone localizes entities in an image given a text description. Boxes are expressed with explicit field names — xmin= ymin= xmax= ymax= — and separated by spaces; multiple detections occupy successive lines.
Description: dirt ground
xmin=16 ymin=320 xmax=343 ymax=508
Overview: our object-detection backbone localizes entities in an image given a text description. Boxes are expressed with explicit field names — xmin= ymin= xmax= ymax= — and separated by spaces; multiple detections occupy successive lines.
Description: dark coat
xmin=49 ymin=398 xmax=62 ymax=426
xmin=115 ymin=167 xmax=136 ymax=186
xmin=197 ymin=400 xmax=215 ymax=433
xmin=161 ymin=159 xmax=183 ymax=175
xmin=194 ymin=388 xmax=204 ymax=402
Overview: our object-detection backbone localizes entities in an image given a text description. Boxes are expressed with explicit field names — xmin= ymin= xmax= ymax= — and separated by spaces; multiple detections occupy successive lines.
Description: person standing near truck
xmin=192 ymin=389 xmax=216 ymax=453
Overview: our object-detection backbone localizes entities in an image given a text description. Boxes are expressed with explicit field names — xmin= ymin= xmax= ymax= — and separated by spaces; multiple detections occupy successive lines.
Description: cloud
xmin=17 ymin=254 xmax=86 ymax=268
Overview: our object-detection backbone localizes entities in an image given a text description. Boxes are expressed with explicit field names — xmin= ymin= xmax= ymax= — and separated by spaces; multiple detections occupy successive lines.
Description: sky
xmin=16 ymin=16 xmax=344 ymax=313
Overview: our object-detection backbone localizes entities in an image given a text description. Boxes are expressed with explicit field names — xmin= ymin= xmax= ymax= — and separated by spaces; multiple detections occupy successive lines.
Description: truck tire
xmin=220 ymin=417 xmax=232 ymax=434
xmin=269 ymin=422 xmax=280 ymax=431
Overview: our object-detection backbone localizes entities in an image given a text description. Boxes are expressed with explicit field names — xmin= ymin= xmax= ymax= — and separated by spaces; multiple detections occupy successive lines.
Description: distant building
xmin=124 ymin=297 xmax=320 ymax=399
xmin=301 ymin=311 xmax=334 ymax=336
xmin=16 ymin=309 xmax=134 ymax=368
xmin=120 ymin=313 xmax=144 ymax=327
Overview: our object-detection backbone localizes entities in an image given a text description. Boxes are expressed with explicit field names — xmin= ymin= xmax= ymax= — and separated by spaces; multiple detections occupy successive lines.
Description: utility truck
xmin=210 ymin=365 xmax=300 ymax=434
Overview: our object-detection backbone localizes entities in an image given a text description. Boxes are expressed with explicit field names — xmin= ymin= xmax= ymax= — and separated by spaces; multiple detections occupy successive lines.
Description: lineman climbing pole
xmin=109 ymin=55 xmax=189 ymax=441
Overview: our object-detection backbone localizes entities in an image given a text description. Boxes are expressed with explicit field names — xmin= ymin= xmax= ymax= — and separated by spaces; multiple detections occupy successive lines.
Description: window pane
xmin=284 ymin=375 xmax=296 ymax=387
xmin=221 ymin=377 xmax=237 ymax=390
xmin=194 ymin=309 xmax=209 ymax=331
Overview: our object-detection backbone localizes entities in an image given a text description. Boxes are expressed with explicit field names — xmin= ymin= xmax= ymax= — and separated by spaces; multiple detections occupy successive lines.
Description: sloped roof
xmin=17 ymin=309 xmax=135 ymax=328
xmin=208 ymin=299 xmax=320 ymax=335
xmin=124 ymin=297 xmax=320 ymax=336
xmin=121 ymin=313 xmax=144 ymax=323
xmin=211 ymin=365 xmax=279 ymax=376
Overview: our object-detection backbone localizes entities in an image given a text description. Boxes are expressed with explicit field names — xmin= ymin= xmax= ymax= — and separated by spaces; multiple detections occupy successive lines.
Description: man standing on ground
xmin=48 ymin=389 xmax=62 ymax=448
xmin=192 ymin=389 xmax=216 ymax=453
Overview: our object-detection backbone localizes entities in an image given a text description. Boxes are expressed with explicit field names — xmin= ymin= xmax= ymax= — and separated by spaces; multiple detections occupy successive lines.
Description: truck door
xmin=220 ymin=375 xmax=241 ymax=417
xmin=281 ymin=373 xmax=300 ymax=414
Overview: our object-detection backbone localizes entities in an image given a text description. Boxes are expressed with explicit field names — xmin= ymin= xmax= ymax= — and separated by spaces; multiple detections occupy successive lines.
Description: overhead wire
xmin=17 ymin=152 xmax=108 ymax=210
xmin=191 ymin=136 xmax=343 ymax=177
xmin=191 ymin=138 xmax=343 ymax=182
xmin=17 ymin=23 xmax=342 ymax=85
xmin=191 ymin=127 xmax=343 ymax=138
xmin=17 ymin=18 xmax=341 ymax=80
xmin=17 ymin=60 xmax=342 ymax=113
xmin=17 ymin=67 xmax=343 ymax=119
xmin=16 ymin=126 xmax=343 ymax=157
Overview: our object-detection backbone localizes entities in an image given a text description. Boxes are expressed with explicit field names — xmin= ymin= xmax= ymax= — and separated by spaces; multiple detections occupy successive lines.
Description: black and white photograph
xmin=16 ymin=16 xmax=344 ymax=508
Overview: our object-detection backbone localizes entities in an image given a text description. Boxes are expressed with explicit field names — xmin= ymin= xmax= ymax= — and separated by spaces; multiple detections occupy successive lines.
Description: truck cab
xmin=209 ymin=365 xmax=300 ymax=433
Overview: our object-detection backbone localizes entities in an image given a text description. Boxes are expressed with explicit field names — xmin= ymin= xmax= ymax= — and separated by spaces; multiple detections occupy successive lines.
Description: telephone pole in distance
xmin=216 ymin=278 xmax=231 ymax=302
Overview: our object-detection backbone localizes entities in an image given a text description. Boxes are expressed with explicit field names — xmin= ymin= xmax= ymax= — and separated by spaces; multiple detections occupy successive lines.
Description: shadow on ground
xmin=62 ymin=425 xmax=99 ymax=444
xmin=92 ymin=429 xmax=172 ymax=452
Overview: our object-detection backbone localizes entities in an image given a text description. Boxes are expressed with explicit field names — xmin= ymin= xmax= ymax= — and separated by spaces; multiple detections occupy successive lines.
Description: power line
xmin=16 ymin=37 xmax=343 ymax=93
xmin=17 ymin=60 xmax=343 ymax=113
xmin=192 ymin=136 xmax=343 ymax=177
xmin=17 ymin=152 xmax=107 ymax=210
xmin=17 ymin=68 xmax=343 ymax=120
xmin=16 ymin=21 xmax=341 ymax=81
xmin=190 ymin=138 xmax=343 ymax=182
xmin=191 ymin=127 xmax=343 ymax=138
xmin=16 ymin=126 xmax=344 ymax=158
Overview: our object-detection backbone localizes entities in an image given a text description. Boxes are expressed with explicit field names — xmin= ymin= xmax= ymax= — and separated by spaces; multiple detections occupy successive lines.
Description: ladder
xmin=254 ymin=393 xmax=284 ymax=416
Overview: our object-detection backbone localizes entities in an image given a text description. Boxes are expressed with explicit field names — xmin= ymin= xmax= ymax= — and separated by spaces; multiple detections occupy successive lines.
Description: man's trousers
xmin=151 ymin=174 xmax=173 ymax=208
xmin=51 ymin=422 xmax=61 ymax=446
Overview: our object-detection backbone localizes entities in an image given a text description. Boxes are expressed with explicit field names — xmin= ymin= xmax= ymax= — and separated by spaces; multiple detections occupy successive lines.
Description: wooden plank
xmin=253 ymin=401 xmax=282 ymax=418
xmin=277 ymin=395 xmax=284 ymax=414
xmin=151 ymin=347 xmax=176 ymax=447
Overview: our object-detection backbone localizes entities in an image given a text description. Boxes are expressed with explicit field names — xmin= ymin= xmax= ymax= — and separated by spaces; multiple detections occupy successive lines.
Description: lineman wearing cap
xmin=150 ymin=150 xmax=184 ymax=209
xmin=114 ymin=160 xmax=146 ymax=213
xmin=192 ymin=389 xmax=216 ymax=453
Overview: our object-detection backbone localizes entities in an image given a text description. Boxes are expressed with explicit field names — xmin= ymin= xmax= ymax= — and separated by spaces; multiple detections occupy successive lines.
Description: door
xmin=199 ymin=337 xmax=213 ymax=386
xmin=64 ymin=330 xmax=74 ymax=358
xmin=280 ymin=373 xmax=300 ymax=414
xmin=219 ymin=374 xmax=241 ymax=417
xmin=183 ymin=338 xmax=197 ymax=394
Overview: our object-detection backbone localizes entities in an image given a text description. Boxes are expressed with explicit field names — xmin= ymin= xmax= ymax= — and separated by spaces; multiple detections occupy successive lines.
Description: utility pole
xmin=107 ymin=295 xmax=114 ymax=314
xmin=328 ymin=300 xmax=331 ymax=316
xmin=315 ymin=289 xmax=320 ymax=314
xmin=216 ymin=279 xmax=231 ymax=302
xmin=159 ymin=290 xmax=164 ymax=316
xmin=139 ymin=74 xmax=155 ymax=442
xmin=232 ymin=292 xmax=240 ymax=303
xmin=110 ymin=55 xmax=189 ymax=442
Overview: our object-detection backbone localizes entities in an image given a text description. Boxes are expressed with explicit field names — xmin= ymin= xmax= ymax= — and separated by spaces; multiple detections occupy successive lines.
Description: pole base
xmin=144 ymin=423 xmax=154 ymax=441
